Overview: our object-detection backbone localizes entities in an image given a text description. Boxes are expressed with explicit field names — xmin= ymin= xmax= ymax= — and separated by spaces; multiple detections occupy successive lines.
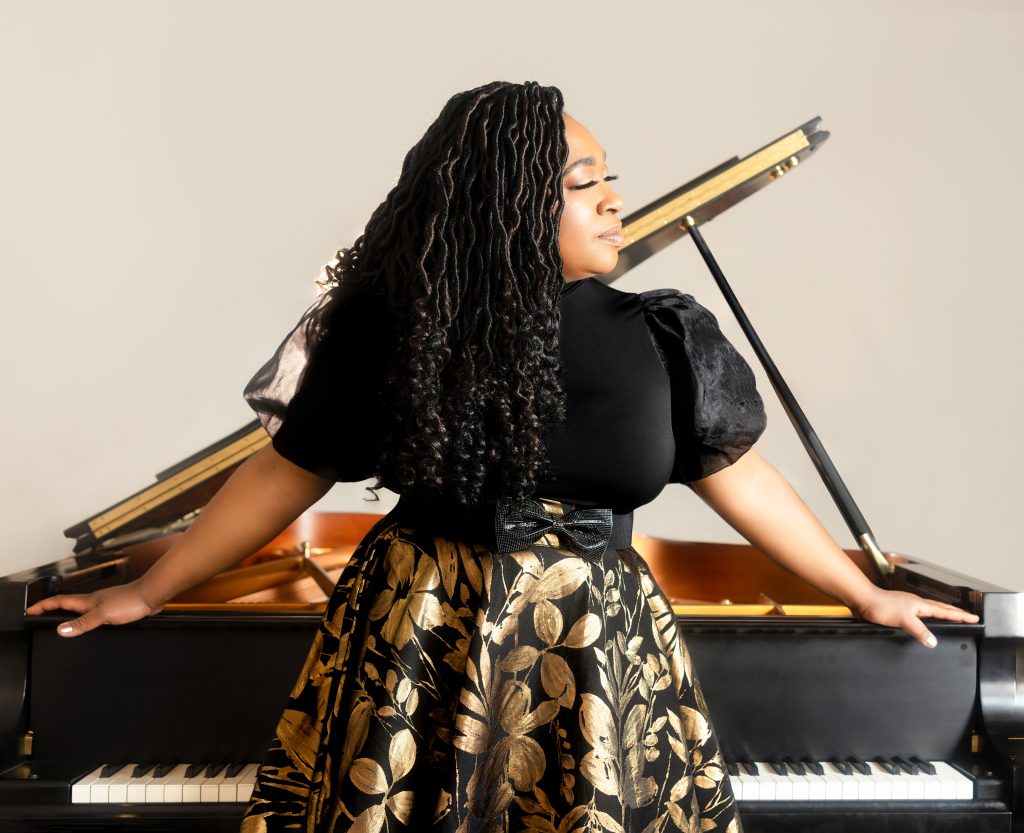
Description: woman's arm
xmin=25 ymin=444 xmax=334 ymax=636
xmin=688 ymin=448 xmax=980 ymax=648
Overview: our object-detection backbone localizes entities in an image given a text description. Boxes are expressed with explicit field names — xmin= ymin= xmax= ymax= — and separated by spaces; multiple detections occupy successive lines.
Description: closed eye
xmin=569 ymin=175 xmax=619 ymax=191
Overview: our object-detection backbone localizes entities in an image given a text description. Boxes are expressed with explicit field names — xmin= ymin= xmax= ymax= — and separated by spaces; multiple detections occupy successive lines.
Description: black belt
xmin=391 ymin=493 xmax=633 ymax=562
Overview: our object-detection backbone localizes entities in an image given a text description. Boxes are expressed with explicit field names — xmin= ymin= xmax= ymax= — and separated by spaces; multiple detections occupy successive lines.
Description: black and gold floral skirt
xmin=240 ymin=509 xmax=742 ymax=833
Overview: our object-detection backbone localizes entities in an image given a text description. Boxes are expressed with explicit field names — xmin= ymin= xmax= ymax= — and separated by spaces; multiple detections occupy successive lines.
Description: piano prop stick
xmin=682 ymin=214 xmax=893 ymax=581
xmin=603 ymin=115 xmax=891 ymax=582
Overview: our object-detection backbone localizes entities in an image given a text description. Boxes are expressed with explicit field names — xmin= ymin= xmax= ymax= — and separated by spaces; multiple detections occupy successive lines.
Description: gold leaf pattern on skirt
xmin=240 ymin=514 xmax=743 ymax=832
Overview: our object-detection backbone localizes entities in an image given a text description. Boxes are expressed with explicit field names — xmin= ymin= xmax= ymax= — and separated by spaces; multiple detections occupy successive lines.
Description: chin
xmin=565 ymin=252 xmax=618 ymax=280
xmin=590 ymin=254 xmax=619 ymax=276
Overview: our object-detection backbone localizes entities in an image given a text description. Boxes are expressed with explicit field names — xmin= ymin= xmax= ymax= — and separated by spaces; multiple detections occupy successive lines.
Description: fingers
xmin=919 ymin=601 xmax=980 ymax=623
xmin=902 ymin=616 xmax=938 ymax=649
xmin=56 ymin=612 xmax=103 ymax=638
xmin=26 ymin=596 xmax=73 ymax=615
xmin=25 ymin=594 xmax=93 ymax=616
xmin=904 ymin=601 xmax=980 ymax=649
xmin=936 ymin=604 xmax=980 ymax=622
xmin=23 ymin=594 xmax=100 ymax=637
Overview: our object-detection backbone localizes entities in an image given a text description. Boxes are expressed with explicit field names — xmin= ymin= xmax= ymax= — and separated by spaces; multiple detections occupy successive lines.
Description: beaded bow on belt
xmin=494 ymin=497 xmax=613 ymax=561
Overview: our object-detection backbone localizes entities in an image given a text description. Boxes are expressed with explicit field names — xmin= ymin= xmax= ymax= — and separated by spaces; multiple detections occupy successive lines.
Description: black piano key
xmin=892 ymin=755 xmax=918 ymax=775
xmin=100 ymin=763 xmax=125 ymax=778
xmin=154 ymin=763 xmax=177 ymax=778
xmin=782 ymin=756 xmax=806 ymax=775
xmin=828 ymin=757 xmax=852 ymax=776
xmin=909 ymin=755 xmax=936 ymax=774
xmin=738 ymin=760 xmax=759 ymax=775
xmin=847 ymin=755 xmax=871 ymax=775
xmin=227 ymin=762 xmax=247 ymax=778
xmin=873 ymin=756 xmax=898 ymax=774
xmin=768 ymin=759 xmax=787 ymax=776
xmin=205 ymin=763 xmax=227 ymax=778
xmin=801 ymin=757 xmax=824 ymax=775
xmin=131 ymin=763 xmax=156 ymax=778
xmin=186 ymin=763 xmax=208 ymax=778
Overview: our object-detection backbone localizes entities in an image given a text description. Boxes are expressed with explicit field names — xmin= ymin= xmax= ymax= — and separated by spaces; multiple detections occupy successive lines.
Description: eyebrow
xmin=563 ymin=149 xmax=607 ymax=176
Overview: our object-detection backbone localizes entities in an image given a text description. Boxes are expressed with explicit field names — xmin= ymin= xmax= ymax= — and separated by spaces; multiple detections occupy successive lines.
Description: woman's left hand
xmin=851 ymin=587 xmax=980 ymax=648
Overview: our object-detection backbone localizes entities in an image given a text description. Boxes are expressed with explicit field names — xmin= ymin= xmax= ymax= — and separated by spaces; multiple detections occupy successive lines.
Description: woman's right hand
xmin=24 ymin=580 xmax=164 ymax=637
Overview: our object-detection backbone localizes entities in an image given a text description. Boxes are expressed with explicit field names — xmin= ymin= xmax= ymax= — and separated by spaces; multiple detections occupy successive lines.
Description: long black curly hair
xmin=324 ymin=80 xmax=570 ymax=505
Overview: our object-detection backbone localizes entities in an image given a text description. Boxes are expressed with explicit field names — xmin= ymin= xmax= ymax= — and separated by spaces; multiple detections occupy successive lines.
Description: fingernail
xmin=925 ymin=634 xmax=937 ymax=648
xmin=58 ymin=625 xmax=72 ymax=635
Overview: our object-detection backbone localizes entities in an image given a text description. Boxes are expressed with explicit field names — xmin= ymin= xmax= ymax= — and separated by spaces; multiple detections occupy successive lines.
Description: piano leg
xmin=1013 ymin=753 xmax=1023 ymax=833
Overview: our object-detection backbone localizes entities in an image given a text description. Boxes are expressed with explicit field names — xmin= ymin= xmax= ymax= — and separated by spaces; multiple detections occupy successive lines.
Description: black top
xmin=243 ymin=277 xmax=766 ymax=514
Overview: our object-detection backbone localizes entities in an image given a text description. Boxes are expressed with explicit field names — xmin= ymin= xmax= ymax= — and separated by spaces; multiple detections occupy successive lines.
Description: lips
xmin=598 ymin=225 xmax=623 ymax=245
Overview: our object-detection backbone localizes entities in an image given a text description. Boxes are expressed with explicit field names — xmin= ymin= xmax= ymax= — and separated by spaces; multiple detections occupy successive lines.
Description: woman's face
xmin=558 ymin=114 xmax=624 ymax=282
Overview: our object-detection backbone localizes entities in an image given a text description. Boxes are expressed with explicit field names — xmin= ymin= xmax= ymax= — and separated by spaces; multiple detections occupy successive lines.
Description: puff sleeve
xmin=243 ymin=283 xmax=390 ymax=482
xmin=639 ymin=288 xmax=767 ymax=483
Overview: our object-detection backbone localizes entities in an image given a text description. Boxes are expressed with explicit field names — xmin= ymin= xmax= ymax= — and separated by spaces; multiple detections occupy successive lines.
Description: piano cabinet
xmin=1 ymin=510 xmax=1021 ymax=832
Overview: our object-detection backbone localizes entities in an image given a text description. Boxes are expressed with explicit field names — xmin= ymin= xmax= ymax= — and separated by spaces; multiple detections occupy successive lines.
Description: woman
xmin=27 ymin=81 xmax=978 ymax=833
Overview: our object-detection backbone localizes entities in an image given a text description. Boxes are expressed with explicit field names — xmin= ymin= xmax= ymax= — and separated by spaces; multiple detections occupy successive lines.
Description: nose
xmin=599 ymin=183 xmax=624 ymax=216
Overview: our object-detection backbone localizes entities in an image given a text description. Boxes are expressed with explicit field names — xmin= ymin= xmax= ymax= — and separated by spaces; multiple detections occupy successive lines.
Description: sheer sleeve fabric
xmin=639 ymin=288 xmax=767 ymax=483
xmin=243 ymin=283 xmax=390 ymax=482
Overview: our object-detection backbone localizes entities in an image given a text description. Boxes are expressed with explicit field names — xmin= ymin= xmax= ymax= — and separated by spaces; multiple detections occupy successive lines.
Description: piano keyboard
xmin=70 ymin=762 xmax=260 ymax=804
xmin=68 ymin=757 xmax=975 ymax=806
xmin=728 ymin=758 xmax=974 ymax=802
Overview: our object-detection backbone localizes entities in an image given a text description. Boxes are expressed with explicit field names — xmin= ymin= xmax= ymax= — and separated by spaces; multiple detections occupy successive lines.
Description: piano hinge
xmin=971 ymin=731 xmax=985 ymax=753
xmin=18 ymin=730 xmax=33 ymax=759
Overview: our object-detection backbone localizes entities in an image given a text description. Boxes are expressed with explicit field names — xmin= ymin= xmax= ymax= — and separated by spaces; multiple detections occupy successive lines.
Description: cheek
xmin=558 ymin=201 xmax=589 ymax=253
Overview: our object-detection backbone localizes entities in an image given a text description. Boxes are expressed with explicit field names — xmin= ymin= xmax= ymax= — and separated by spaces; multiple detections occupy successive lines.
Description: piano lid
xmin=601 ymin=116 xmax=828 ymax=282
xmin=64 ymin=422 xmax=268 ymax=554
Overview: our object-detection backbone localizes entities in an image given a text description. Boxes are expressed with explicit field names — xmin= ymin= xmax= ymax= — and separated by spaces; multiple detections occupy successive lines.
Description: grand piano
xmin=2 ymin=120 xmax=1021 ymax=832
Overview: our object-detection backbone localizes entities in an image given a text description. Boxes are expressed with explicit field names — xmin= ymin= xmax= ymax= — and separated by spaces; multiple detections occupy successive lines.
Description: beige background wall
xmin=2 ymin=1 xmax=1021 ymax=592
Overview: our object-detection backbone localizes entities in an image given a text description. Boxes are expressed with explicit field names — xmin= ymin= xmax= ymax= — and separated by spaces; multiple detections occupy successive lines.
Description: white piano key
xmin=145 ymin=764 xmax=185 ymax=803
xmin=814 ymin=765 xmax=845 ymax=801
xmin=749 ymin=763 xmax=783 ymax=800
xmin=90 ymin=765 xmax=130 ymax=804
xmin=126 ymin=768 xmax=157 ymax=803
xmin=728 ymin=770 xmax=743 ymax=801
xmin=107 ymin=765 xmax=134 ymax=803
xmin=734 ymin=768 xmax=758 ymax=800
xmin=746 ymin=768 xmax=773 ymax=800
xmin=904 ymin=766 xmax=926 ymax=800
xmin=822 ymin=762 xmax=859 ymax=800
xmin=769 ymin=768 xmax=794 ymax=801
xmin=934 ymin=765 xmax=958 ymax=800
xmin=145 ymin=775 xmax=165 ymax=803
xmin=236 ymin=763 xmax=261 ymax=804
xmin=803 ymin=771 xmax=829 ymax=801
xmin=784 ymin=766 xmax=811 ymax=801
xmin=159 ymin=763 xmax=191 ymax=803
xmin=71 ymin=766 xmax=105 ymax=804
xmin=200 ymin=767 xmax=230 ymax=802
xmin=757 ymin=763 xmax=792 ymax=800
xmin=849 ymin=766 xmax=876 ymax=800
xmin=933 ymin=760 xmax=974 ymax=800
xmin=809 ymin=764 xmax=833 ymax=797
xmin=181 ymin=766 xmax=205 ymax=803
xmin=733 ymin=766 xmax=757 ymax=799
xmin=219 ymin=765 xmax=252 ymax=803
xmin=866 ymin=761 xmax=899 ymax=800
xmin=886 ymin=765 xmax=911 ymax=800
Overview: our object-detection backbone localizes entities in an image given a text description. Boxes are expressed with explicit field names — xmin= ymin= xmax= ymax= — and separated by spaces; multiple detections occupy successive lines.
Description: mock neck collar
xmin=560 ymin=277 xmax=593 ymax=298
